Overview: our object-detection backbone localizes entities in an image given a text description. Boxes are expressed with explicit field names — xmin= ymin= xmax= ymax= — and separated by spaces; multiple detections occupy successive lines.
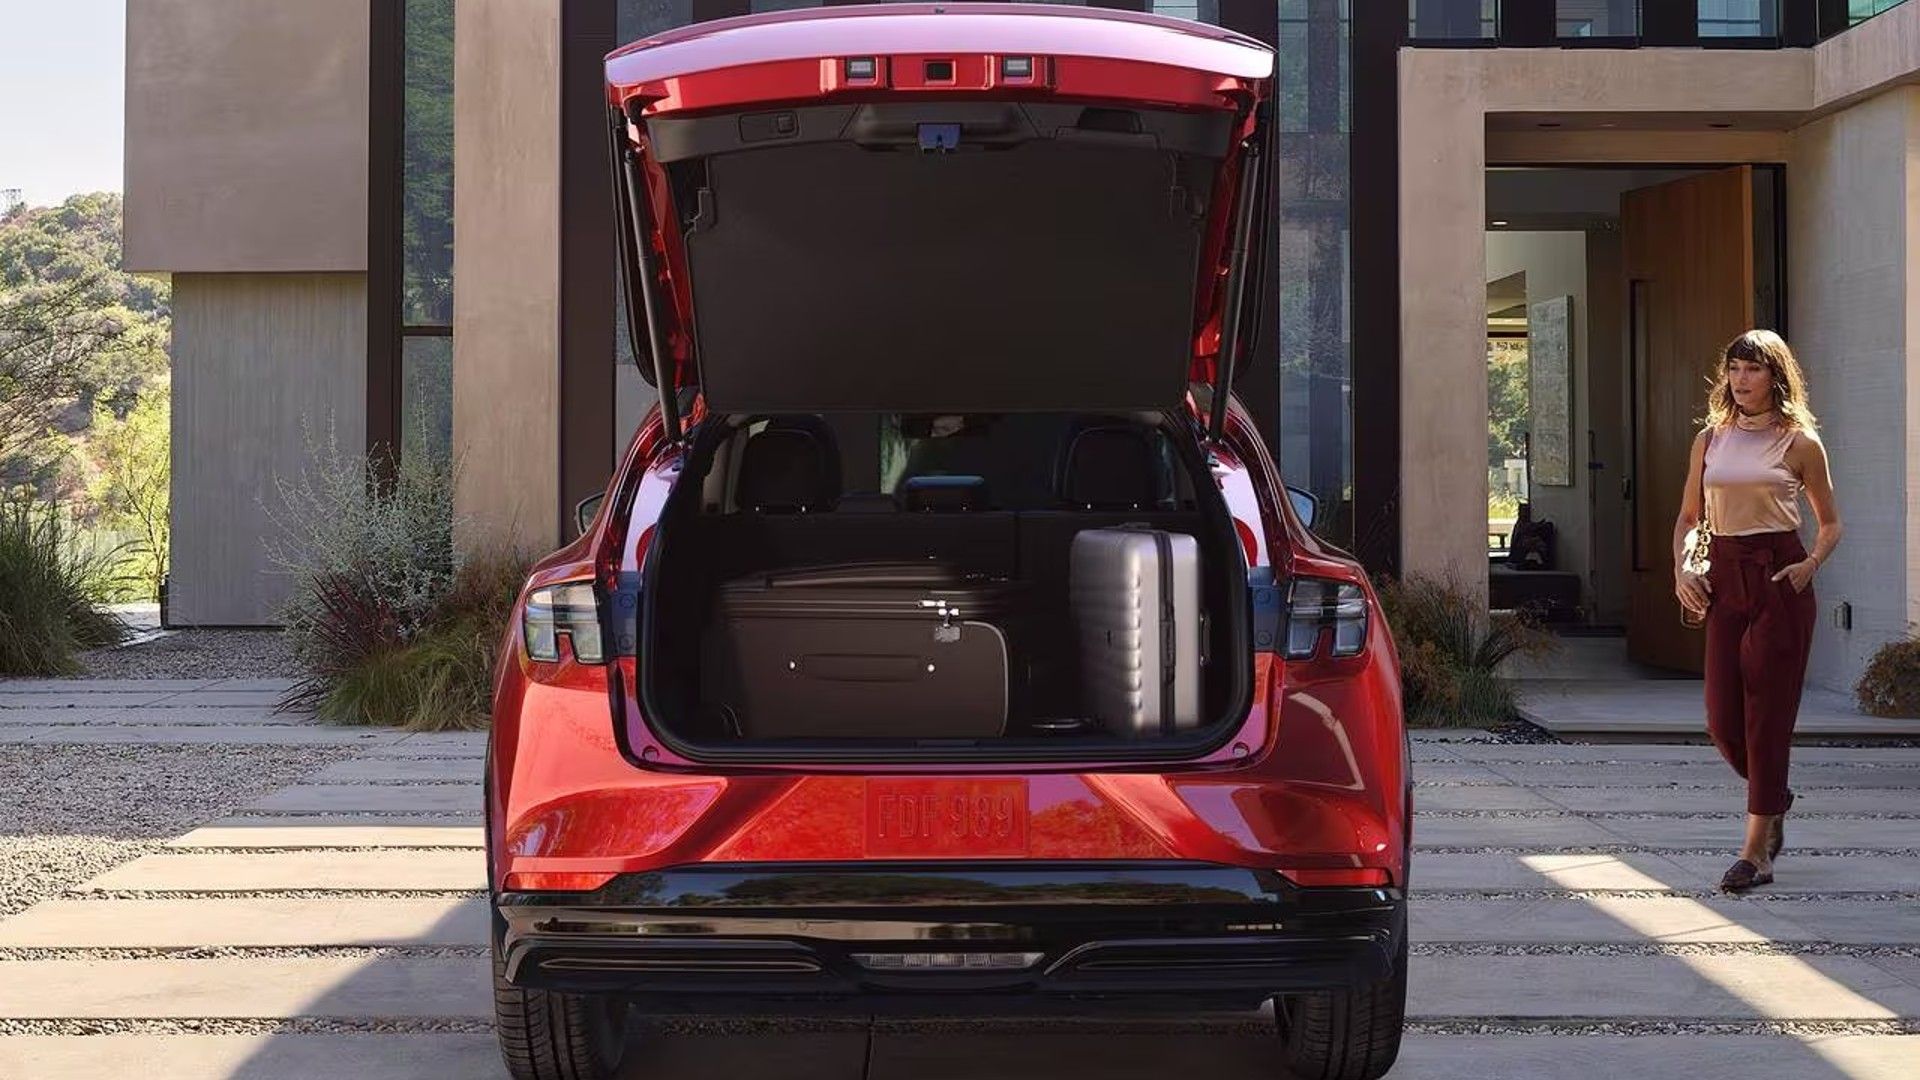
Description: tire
xmin=1273 ymin=935 xmax=1408 ymax=1080
xmin=492 ymin=952 xmax=631 ymax=1080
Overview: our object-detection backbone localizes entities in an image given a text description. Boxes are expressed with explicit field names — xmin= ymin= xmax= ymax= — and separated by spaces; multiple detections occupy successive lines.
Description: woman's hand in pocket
xmin=1771 ymin=559 xmax=1817 ymax=594
xmin=1675 ymin=570 xmax=1713 ymax=616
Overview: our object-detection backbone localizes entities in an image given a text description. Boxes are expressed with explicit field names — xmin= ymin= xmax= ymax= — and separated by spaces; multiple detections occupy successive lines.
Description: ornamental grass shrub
xmin=1855 ymin=626 xmax=1920 ymax=719
xmin=1375 ymin=573 xmax=1556 ymax=728
xmin=0 ymin=500 xmax=125 ymax=675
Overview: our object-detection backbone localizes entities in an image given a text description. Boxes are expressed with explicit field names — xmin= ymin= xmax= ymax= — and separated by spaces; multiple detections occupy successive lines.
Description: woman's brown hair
xmin=1706 ymin=329 xmax=1818 ymax=433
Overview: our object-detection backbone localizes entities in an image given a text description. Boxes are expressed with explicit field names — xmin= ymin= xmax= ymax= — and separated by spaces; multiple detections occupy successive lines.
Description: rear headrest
xmin=901 ymin=474 xmax=990 ymax=513
xmin=736 ymin=419 xmax=840 ymax=512
xmin=1058 ymin=425 xmax=1160 ymax=510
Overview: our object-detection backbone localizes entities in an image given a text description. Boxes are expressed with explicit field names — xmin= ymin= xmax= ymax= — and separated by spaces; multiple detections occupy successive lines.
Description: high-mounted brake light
xmin=1284 ymin=577 xmax=1367 ymax=660
xmin=523 ymin=583 xmax=604 ymax=664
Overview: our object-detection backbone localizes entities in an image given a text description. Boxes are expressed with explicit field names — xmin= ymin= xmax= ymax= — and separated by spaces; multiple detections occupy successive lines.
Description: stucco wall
xmin=1786 ymin=87 xmax=1919 ymax=692
xmin=170 ymin=274 xmax=368 ymax=625
xmin=452 ymin=0 xmax=562 ymax=556
xmin=124 ymin=0 xmax=369 ymax=273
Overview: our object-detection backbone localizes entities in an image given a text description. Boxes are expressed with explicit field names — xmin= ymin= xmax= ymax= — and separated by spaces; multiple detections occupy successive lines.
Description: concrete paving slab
xmin=1409 ymin=762 xmax=1513 ymax=785
xmin=1412 ymin=896 xmax=1817 ymax=944
xmin=169 ymin=819 xmax=484 ymax=849
xmin=0 ymin=679 xmax=216 ymax=694
xmin=1755 ymin=899 xmax=1920 ymax=946
xmin=866 ymin=1033 xmax=1920 ymax=1080
xmin=0 ymin=898 xmax=484 ymax=949
xmin=151 ymin=690 xmax=292 ymax=708
xmin=1411 ymin=785 xmax=1562 ymax=812
xmin=1409 ymin=729 xmax=1496 ymax=743
xmin=1515 ymin=681 xmax=1918 ymax=738
xmin=0 ymin=691 xmax=182 ymax=708
xmin=1865 ymin=954 xmax=1920 ymax=990
xmin=1664 ymin=854 xmax=1920 ymax=894
xmin=1412 ymin=815 xmax=1624 ymax=849
xmin=1475 ymin=761 xmax=1920 ymax=789
xmin=1411 ymin=851 xmax=1703 ymax=891
xmin=0 ymin=956 xmax=489 ymax=1019
xmin=81 ymin=850 xmax=484 ymax=892
xmin=362 ymin=741 xmax=489 ymax=759
xmin=243 ymin=784 xmax=481 ymax=815
xmin=1537 ymin=786 xmax=1916 ymax=815
xmin=312 ymin=756 xmax=484 ymax=783
xmin=0 ymin=1034 xmax=506 ymax=1080
xmin=1407 ymin=954 xmax=1920 ymax=1019
xmin=1 ymin=726 xmax=403 ymax=747
xmin=0 ymin=707 xmax=296 ymax=726
xmin=1593 ymin=815 xmax=1920 ymax=852
xmin=1448 ymin=744 xmax=1920 ymax=766
xmin=201 ymin=678 xmax=298 ymax=692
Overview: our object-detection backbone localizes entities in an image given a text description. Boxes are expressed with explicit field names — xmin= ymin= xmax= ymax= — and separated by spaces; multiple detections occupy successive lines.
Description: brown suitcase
xmin=702 ymin=562 xmax=1023 ymax=739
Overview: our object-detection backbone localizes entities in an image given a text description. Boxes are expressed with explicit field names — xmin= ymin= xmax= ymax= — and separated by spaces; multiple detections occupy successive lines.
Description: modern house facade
xmin=124 ymin=0 xmax=1920 ymax=698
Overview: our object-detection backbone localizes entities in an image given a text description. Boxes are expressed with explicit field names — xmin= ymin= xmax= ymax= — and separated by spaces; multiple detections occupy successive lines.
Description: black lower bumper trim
xmin=495 ymin=861 xmax=1404 ymax=1014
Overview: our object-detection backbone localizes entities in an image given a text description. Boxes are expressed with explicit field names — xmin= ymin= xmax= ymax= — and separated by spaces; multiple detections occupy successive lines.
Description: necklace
xmin=1734 ymin=408 xmax=1777 ymax=431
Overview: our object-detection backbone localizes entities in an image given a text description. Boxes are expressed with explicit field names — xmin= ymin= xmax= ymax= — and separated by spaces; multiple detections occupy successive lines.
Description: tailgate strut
xmin=1207 ymin=112 xmax=1269 ymax=444
xmin=610 ymin=108 xmax=683 ymax=444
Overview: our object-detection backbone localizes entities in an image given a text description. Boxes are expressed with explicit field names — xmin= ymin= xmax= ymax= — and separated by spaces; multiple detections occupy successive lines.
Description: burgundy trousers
xmin=1703 ymin=530 xmax=1817 ymax=815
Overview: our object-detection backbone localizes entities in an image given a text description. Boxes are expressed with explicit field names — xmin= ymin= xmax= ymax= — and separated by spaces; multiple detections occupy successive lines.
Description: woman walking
xmin=1673 ymin=330 xmax=1842 ymax=891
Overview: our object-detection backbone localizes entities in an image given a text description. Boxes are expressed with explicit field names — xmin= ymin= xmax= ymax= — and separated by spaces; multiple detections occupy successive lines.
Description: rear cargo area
xmin=637 ymin=412 xmax=1250 ymax=752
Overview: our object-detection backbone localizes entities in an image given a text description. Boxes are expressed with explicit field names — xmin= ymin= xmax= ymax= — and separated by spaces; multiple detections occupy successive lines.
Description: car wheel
xmin=492 ymin=952 xmax=630 ymax=1080
xmin=1273 ymin=935 xmax=1407 ymax=1080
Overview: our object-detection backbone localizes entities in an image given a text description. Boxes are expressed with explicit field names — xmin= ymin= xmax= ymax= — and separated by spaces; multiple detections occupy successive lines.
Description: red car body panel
xmin=488 ymin=3 xmax=1406 ymax=932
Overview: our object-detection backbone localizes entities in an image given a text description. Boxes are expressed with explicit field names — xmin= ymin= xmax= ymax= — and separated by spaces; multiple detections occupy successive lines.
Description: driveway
xmin=0 ymin=678 xmax=1914 ymax=1078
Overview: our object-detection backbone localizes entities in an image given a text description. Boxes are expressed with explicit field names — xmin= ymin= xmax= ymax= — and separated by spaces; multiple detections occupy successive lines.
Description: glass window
xmin=1278 ymin=1 xmax=1353 ymax=546
xmin=619 ymin=0 xmax=695 ymax=45
xmin=1152 ymin=0 xmax=1219 ymax=22
xmin=1699 ymin=0 xmax=1778 ymax=37
xmin=403 ymin=0 xmax=455 ymax=326
xmin=1848 ymin=0 xmax=1908 ymax=25
xmin=1557 ymin=0 xmax=1638 ymax=37
xmin=401 ymin=336 xmax=454 ymax=465
xmin=1408 ymin=0 xmax=1497 ymax=39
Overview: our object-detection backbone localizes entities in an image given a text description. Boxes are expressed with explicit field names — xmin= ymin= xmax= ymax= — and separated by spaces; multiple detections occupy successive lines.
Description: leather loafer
xmin=1720 ymin=858 xmax=1773 ymax=892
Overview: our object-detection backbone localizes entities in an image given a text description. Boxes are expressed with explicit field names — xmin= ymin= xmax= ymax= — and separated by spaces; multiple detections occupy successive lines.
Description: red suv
xmin=487 ymin=7 xmax=1409 ymax=1079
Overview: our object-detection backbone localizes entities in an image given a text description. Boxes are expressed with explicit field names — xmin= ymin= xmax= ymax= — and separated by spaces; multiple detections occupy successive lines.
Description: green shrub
xmin=0 ymin=501 xmax=125 ymax=674
xmin=270 ymin=428 xmax=528 ymax=731
xmin=1376 ymin=573 xmax=1555 ymax=728
xmin=1856 ymin=626 xmax=1920 ymax=719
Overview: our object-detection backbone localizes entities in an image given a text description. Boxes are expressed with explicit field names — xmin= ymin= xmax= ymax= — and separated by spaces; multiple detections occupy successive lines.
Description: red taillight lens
xmin=523 ymin=582 xmax=604 ymax=664
xmin=1283 ymin=868 xmax=1390 ymax=888
xmin=1285 ymin=576 xmax=1368 ymax=660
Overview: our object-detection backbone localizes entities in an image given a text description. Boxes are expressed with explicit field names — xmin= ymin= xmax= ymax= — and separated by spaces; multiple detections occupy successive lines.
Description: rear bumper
xmin=495 ymin=861 xmax=1404 ymax=1015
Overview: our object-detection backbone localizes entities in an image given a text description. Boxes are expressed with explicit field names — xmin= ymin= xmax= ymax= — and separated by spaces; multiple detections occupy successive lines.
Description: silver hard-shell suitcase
xmin=1068 ymin=527 xmax=1203 ymax=736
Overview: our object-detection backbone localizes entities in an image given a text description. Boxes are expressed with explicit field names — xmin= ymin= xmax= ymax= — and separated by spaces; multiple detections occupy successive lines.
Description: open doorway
xmin=1485 ymin=165 xmax=1784 ymax=676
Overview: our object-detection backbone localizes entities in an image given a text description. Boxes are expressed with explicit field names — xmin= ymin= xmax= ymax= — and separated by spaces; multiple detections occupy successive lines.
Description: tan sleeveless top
xmin=1703 ymin=422 xmax=1803 ymax=536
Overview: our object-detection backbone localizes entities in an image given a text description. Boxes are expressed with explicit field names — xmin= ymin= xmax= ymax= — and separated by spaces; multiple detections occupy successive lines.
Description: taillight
xmin=523 ymin=582 xmax=604 ymax=664
xmin=1285 ymin=576 xmax=1367 ymax=660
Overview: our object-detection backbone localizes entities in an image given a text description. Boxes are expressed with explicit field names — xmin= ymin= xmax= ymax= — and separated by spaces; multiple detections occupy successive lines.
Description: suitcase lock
xmin=920 ymin=599 xmax=963 ymax=643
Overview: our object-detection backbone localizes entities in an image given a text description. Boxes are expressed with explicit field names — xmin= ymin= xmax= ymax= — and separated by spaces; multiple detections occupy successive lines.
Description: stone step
xmin=0 ymin=898 xmax=484 ymax=949
xmin=1414 ymin=896 xmax=1920 ymax=946
xmin=1409 ymin=953 xmax=1920 ymax=1020
xmin=0 ymin=957 xmax=489 ymax=1019
xmin=0 ymin=691 xmax=183 ymax=708
xmin=1409 ymin=785 xmax=1563 ymax=812
xmin=867 ymin=1033 xmax=1920 ymax=1080
xmin=0 ymin=726 xmax=403 ymax=747
xmin=364 ymin=736 xmax=489 ymax=759
xmin=0 ymin=679 xmax=218 ymax=694
xmin=242 ymin=784 xmax=481 ymax=815
xmin=169 ymin=818 xmax=484 ymax=849
xmin=1468 ymin=761 xmax=1920 ymax=790
xmin=1418 ymin=813 xmax=1920 ymax=852
xmin=312 ymin=757 xmax=483 ymax=783
xmin=149 ymin=691 xmax=290 ymax=708
xmin=1440 ymin=744 xmax=1920 ymax=767
xmin=1663 ymin=854 xmax=1920 ymax=894
xmin=0 ymin=1034 xmax=507 ymax=1080
xmin=81 ymin=850 xmax=484 ymax=892
xmin=1413 ymin=815 xmax=1626 ymax=849
xmin=1531 ymin=786 xmax=1909 ymax=815
xmin=0 ymin=707 xmax=295 ymax=726
xmin=1412 ymin=851 xmax=1704 ymax=891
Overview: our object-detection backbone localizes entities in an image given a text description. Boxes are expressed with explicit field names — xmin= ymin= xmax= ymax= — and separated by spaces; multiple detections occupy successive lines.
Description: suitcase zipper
xmin=1152 ymin=531 xmax=1175 ymax=735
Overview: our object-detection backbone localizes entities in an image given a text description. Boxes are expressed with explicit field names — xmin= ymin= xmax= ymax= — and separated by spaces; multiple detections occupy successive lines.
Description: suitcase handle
xmin=797 ymin=653 xmax=928 ymax=683
xmin=758 ymin=561 xmax=963 ymax=589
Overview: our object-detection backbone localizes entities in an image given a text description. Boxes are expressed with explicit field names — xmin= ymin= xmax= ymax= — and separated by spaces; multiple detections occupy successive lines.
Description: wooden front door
xmin=1624 ymin=167 xmax=1755 ymax=673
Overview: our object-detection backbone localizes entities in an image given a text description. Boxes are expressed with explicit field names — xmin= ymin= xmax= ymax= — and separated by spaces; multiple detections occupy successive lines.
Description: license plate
xmin=865 ymin=779 xmax=1029 ymax=858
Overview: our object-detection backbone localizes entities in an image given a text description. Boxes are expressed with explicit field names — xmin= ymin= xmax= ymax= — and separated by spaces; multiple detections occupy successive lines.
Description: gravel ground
xmin=0 ymin=743 xmax=356 ymax=918
xmin=76 ymin=628 xmax=298 ymax=681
